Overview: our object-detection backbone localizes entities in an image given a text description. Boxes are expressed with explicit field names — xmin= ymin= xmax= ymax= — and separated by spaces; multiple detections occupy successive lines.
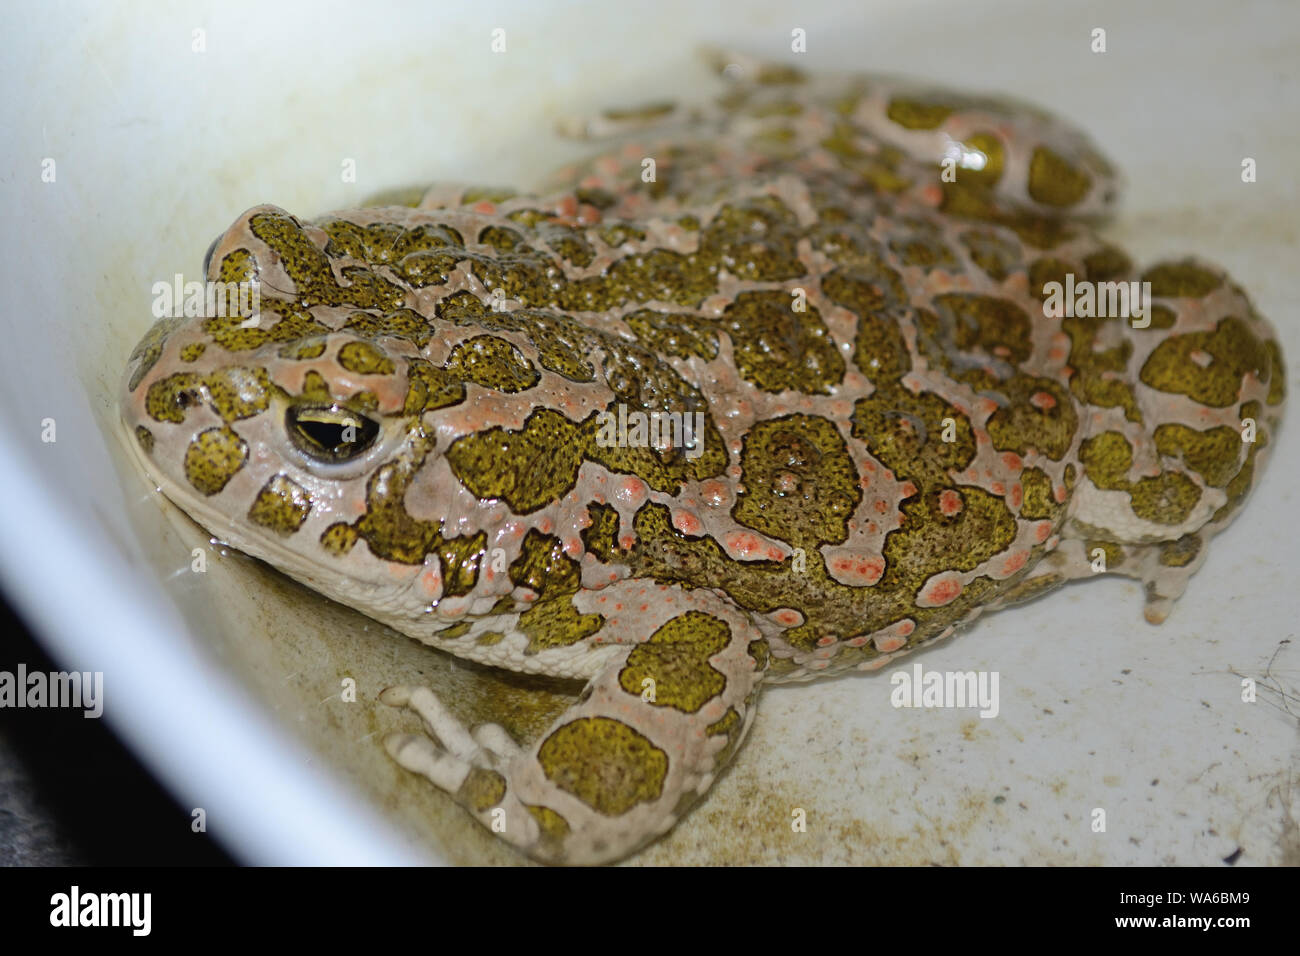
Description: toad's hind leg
xmin=866 ymin=81 xmax=1121 ymax=221
xmin=1062 ymin=259 xmax=1285 ymax=622
xmin=699 ymin=47 xmax=1121 ymax=220
xmin=383 ymin=594 xmax=769 ymax=864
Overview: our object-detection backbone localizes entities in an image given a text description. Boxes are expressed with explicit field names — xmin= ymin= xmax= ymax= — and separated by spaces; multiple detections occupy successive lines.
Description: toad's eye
xmin=287 ymin=404 xmax=379 ymax=463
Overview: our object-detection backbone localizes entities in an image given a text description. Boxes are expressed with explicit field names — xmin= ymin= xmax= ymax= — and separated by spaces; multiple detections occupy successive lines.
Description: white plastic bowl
xmin=2 ymin=0 xmax=1296 ymax=865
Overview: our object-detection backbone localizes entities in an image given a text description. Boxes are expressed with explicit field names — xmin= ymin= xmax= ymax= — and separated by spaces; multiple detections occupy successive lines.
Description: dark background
xmin=0 ymin=596 xmax=233 ymax=866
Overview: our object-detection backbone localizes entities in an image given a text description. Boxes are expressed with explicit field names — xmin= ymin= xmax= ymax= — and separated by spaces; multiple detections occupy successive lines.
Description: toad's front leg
xmin=383 ymin=592 xmax=769 ymax=864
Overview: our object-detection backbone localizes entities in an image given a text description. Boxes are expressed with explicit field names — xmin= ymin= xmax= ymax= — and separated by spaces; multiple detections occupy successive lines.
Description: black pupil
xmin=300 ymin=419 xmax=348 ymax=448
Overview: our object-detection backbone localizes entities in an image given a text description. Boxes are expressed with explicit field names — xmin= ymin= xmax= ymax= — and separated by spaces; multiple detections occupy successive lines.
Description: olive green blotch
xmin=441 ymin=299 xmax=596 ymax=383
xmin=248 ymin=474 xmax=312 ymax=535
xmin=505 ymin=529 xmax=608 ymax=651
xmin=851 ymin=389 xmax=976 ymax=485
xmin=890 ymin=233 xmax=959 ymax=271
xmin=477 ymin=225 xmax=524 ymax=253
xmin=886 ymin=98 xmax=953 ymax=130
xmin=320 ymin=217 xmax=463 ymax=266
xmin=1140 ymin=317 xmax=1270 ymax=408
xmin=1128 ymin=471 xmax=1202 ymax=525
xmin=821 ymin=270 xmax=912 ymax=384
xmin=359 ymin=185 xmax=428 ymax=208
xmin=1028 ymin=257 xmax=1072 ymax=303
xmin=509 ymin=529 xmax=582 ymax=596
xmin=297 ymin=370 xmax=333 ymax=404
xmin=184 ymin=426 xmax=248 ymax=496
xmin=321 ymin=522 xmax=358 ymax=556
xmin=343 ymin=308 xmax=434 ymax=349
xmin=958 ymin=132 xmax=1005 ymax=188
xmin=1153 ymin=423 xmax=1242 ymax=488
xmin=145 ymin=372 xmax=203 ymax=424
xmin=1079 ymin=430 xmax=1202 ymax=525
xmin=623 ymin=310 xmax=719 ymax=361
xmin=517 ymin=596 xmax=604 ymax=655
xmin=146 ymin=367 xmax=273 ymax=425
xmin=403 ymin=359 xmax=468 ymax=415
xmin=1027 ymin=147 xmax=1092 ymax=208
xmin=722 ymin=291 xmax=844 ymax=394
xmin=934 ymin=293 xmax=1033 ymax=365
xmin=996 ymin=572 xmax=1065 ymax=607
xmin=1083 ymin=246 xmax=1132 ymax=281
xmin=1159 ymin=534 xmax=1202 ymax=567
xmin=1142 ymin=262 xmax=1222 ymax=298
xmin=467 ymin=248 xmax=567 ymax=309
xmin=126 ymin=316 xmax=184 ymax=392
xmin=733 ymin=414 xmax=863 ymax=547
xmin=323 ymin=218 xmax=414 ymax=260
xmin=205 ymin=366 xmax=273 ymax=421
xmin=435 ymin=621 xmax=473 ymax=640
xmin=986 ymin=377 xmax=1077 ymax=461
xmin=439 ymin=534 xmax=488 ymax=598
xmin=279 ymin=338 xmax=327 ymax=360
xmin=1079 ymin=431 xmax=1133 ymax=489
xmin=1264 ymin=339 xmax=1286 ymax=406
xmin=960 ymin=230 xmax=1022 ymax=282
xmin=199 ymin=248 xmax=336 ymax=353
xmin=1148 ymin=305 xmax=1178 ymax=330
xmin=337 ymin=340 xmax=395 ymax=376
xmin=558 ymin=247 xmax=717 ymax=311
xmin=446 ymin=408 xmax=585 ymax=515
xmin=819 ymin=123 xmax=914 ymax=192
xmin=596 ymin=223 xmax=646 ymax=248
xmin=445 ymin=335 xmax=540 ymax=393
xmin=351 ymin=430 xmax=487 ymax=598
xmin=1063 ymin=314 xmax=1142 ymax=424
xmin=461 ymin=186 xmax=517 ymax=204
xmin=701 ymin=197 xmax=805 ymax=282
xmin=1085 ymin=539 xmax=1125 ymax=569
xmin=617 ymin=611 xmax=731 ymax=713
xmin=537 ymin=717 xmax=668 ymax=816
xmin=250 ymin=212 xmax=407 ymax=311
xmin=880 ymin=485 xmax=1018 ymax=589
xmin=1214 ymin=400 xmax=1268 ymax=522
xmin=1018 ymin=467 xmax=1059 ymax=520
xmin=204 ymin=302 xmax=329 ymax=353
xmin=580 ymin=502 xmax=621 ymax=557
xmin=539 ymin=223 xmax=596 ymax=268
xmin=525 ymin=804 xmax=571 ymax=848
xmin=457 ymin=767 xmax=507 ymax=812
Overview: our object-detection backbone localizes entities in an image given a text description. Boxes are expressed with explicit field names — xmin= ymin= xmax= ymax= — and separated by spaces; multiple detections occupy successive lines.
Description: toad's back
xmin=120 ymin=57 xmax=1285 ymax=864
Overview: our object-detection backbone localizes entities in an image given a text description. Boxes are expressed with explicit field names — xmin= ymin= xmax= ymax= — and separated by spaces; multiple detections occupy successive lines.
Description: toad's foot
xmin=383 ymin=600 xmax=769 ymax=864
